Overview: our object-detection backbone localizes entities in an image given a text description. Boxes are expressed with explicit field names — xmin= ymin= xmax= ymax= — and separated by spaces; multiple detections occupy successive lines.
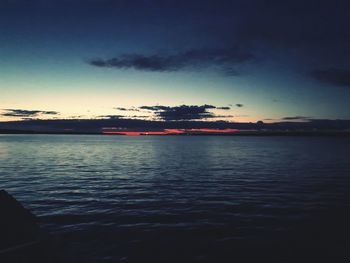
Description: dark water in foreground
xmin=1 ymin=135 xmax=350 ymax=262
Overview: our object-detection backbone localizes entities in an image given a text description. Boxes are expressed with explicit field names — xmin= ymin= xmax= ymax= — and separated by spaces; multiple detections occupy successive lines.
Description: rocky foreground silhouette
xmin=0 ymin=190 xmax=60 ymax=263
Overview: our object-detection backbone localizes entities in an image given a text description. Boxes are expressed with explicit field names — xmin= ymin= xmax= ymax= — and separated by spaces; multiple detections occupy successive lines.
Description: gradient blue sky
xmin=1 ymin=0 xmax=350 ymax=122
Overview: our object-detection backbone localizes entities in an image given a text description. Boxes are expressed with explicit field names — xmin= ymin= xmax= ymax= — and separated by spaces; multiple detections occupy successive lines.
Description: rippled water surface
xmin=1 ymin=135 xmax=350 ymax=262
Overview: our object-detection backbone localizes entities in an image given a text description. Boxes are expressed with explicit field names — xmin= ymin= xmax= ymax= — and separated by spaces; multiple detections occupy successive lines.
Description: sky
xmin=1 ymin=0 xmax=350 ymax=128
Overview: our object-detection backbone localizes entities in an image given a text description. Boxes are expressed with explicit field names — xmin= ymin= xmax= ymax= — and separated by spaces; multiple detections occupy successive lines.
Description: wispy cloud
xmin=281 ymin=116 xmax=311 ymax=121
xmin=1 ymin=109 xmax=59 ymax=118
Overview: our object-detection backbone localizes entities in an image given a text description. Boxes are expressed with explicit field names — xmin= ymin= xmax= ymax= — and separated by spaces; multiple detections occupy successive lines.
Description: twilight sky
xmin=1 ymin=0 xmax=350 ymax=124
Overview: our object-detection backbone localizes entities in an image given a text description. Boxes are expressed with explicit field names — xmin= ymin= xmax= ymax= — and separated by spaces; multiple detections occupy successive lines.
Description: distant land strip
xmin=1 ymin=129 xmax=350 ymax=137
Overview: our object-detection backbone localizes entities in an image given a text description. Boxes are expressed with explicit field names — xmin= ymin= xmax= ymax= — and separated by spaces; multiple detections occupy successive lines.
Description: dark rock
xmin=0 ymin=190 xmax=60 ymax=263
xmin=0 ymin=190 xmax=41 ymax=249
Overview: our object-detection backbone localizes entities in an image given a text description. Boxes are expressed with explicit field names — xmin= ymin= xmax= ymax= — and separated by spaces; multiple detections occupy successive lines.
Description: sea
xmin=1 ymin=135 xmax=350 ymax=262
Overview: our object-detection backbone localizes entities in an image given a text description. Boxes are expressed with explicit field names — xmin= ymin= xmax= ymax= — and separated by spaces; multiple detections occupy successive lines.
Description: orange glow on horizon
xmin=102 ymin=128 xmax=239 ymax=136
xmin=187 ymin=128 xmax=239 ymax=133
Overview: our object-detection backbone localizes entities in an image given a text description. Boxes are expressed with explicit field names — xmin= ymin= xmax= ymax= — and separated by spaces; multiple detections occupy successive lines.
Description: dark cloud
xmin=114 ymin=107 xmax=140 ymax=112
xmin=216 ymin=106 xmax=230 ymax=110
xmin=1 ymin=109 xmax=59 ymax=117
xmin=98 ymin=115 xmax=123 ymax=119
xmin=238 ymin=1 xmax=350 ymax=46
xmin=197 ymin=1 xmax=350 ymax=75
xmin=88 ymin=47 xmax=255 ymax=74
xmin=139 ymin=105 xmax=170 ymax=111
xmin=309 ymin=68 xmax=350 ymax=87
xmin=235 ymin=104 xmax=244 ymax=107
xmin=282 ymin=116 xmax=311 ymax=121
xmin=137 ymin=104 xmax=228 ymax=121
